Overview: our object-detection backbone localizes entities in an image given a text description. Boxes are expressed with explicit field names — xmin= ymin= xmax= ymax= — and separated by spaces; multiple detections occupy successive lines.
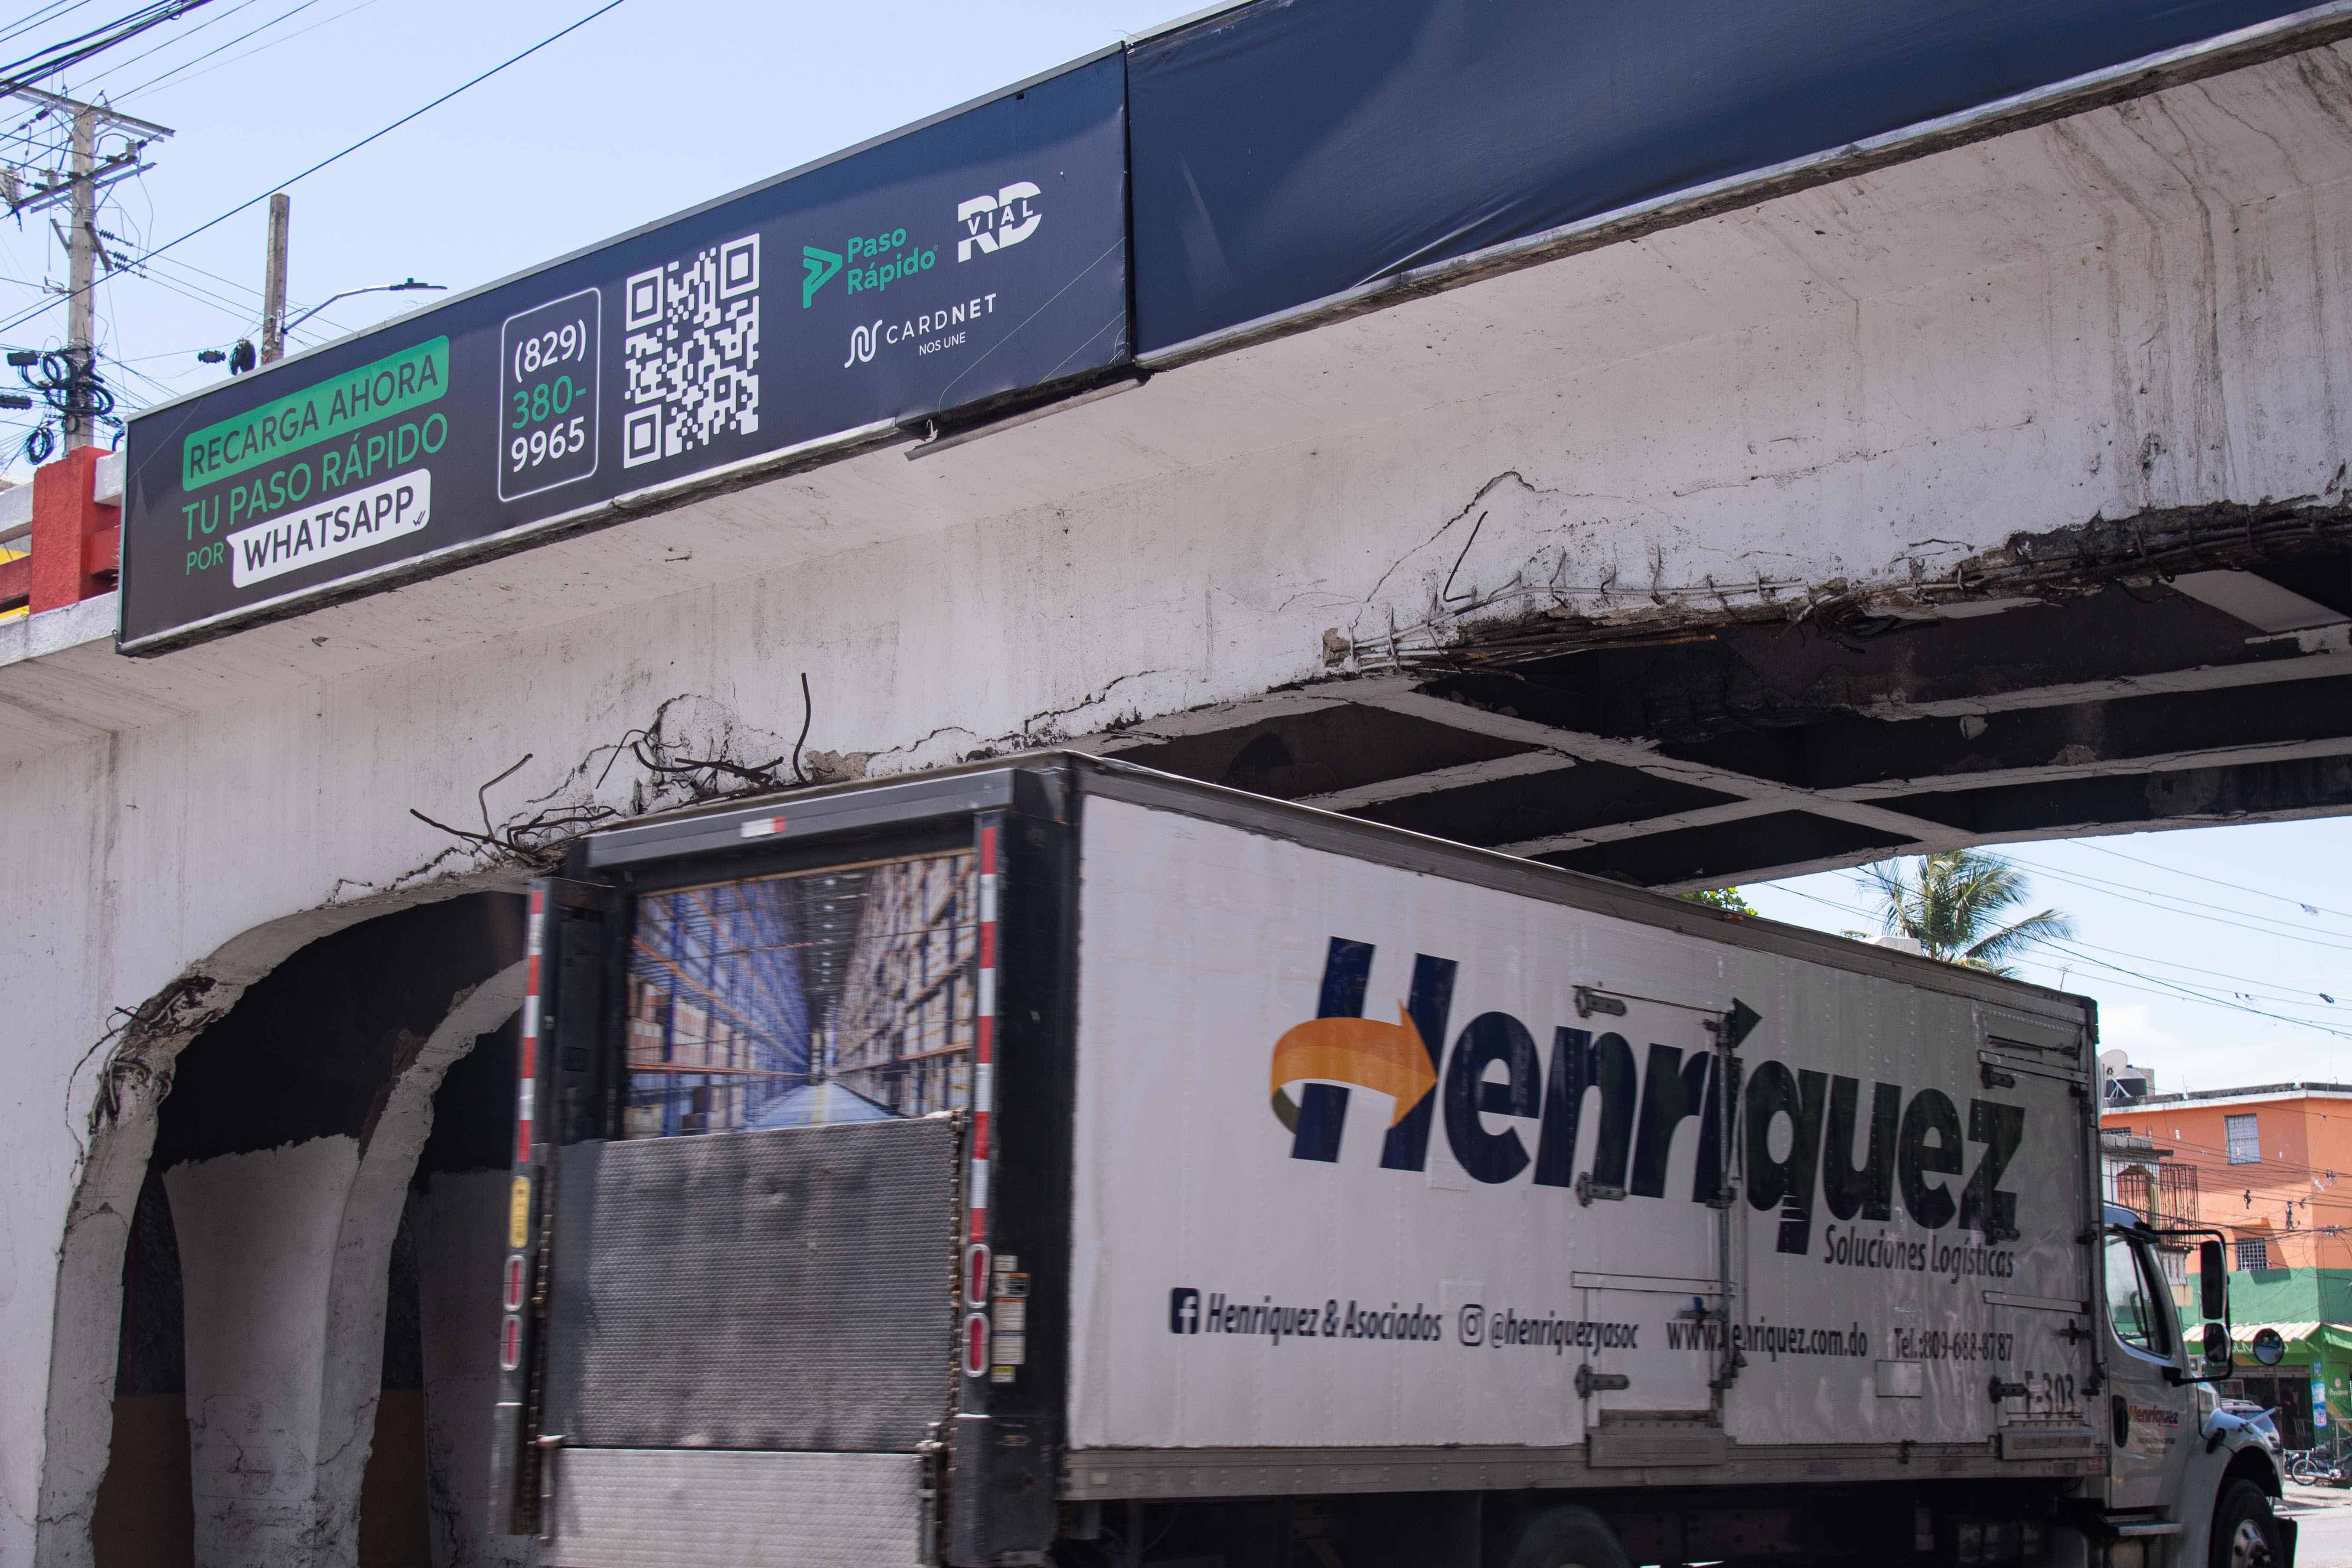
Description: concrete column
xmin=166 ymin=1137 xmax=359 ymax=1565
xmin=159 ymin=963 xmax=525 ymax=1568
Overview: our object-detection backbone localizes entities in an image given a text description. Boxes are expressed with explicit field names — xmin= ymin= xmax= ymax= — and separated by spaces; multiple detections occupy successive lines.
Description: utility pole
xmin=62 ymin=100 xmax=93 ymax=447
xmin=260 ymin=191 xmax=288 ymax=365
xmin=0 ymin=87 xmax=171 ymax=454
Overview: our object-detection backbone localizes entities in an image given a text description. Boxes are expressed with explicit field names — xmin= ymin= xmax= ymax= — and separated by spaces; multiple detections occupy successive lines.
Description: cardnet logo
xmin=1268 ymin=937 xmax=2029 ymax=1258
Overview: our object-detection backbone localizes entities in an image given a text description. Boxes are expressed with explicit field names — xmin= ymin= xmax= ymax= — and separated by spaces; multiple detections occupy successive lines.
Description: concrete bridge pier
xmin=54 ymin=894 xmax=525 ymax=1568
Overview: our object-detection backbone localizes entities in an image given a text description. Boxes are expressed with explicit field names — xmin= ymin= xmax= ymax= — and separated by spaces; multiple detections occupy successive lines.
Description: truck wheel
xmin=1504 ymin=1506 xmax=1631 ymax=1568
xmin=2210 ymin=1479 xmax=2284 ymax=1568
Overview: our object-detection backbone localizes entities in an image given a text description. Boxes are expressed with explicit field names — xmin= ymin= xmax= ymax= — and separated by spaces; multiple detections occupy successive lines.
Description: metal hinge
xmin=1577 ymin=1172 xmax=1627 ymax=1206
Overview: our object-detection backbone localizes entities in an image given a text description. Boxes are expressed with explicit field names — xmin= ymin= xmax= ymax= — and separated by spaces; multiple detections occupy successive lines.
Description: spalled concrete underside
xmin=12 ymin=38 xmax=2352 ymax=1566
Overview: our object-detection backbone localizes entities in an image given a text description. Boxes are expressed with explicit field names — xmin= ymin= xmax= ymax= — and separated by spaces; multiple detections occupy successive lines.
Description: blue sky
xmin=1743 ymin=820 xmax=2352 ymax=1095
xmin=10 ymin=0 xmax=2351 ymax=1087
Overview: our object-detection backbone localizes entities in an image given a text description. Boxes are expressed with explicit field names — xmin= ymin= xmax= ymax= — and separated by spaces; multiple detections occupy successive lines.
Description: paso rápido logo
xmin=1266 ymin=937 xmax=2027 ymax=1257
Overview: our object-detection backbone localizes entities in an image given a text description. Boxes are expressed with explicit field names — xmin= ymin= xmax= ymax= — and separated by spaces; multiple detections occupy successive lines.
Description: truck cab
xmin=2094 ymin=1204 xmax=2290 ymax=1567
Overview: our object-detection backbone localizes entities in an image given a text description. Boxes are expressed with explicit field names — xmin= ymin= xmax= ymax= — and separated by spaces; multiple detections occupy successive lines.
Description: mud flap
xmin=949 ymin=1413 xmax=1056 ymax=1565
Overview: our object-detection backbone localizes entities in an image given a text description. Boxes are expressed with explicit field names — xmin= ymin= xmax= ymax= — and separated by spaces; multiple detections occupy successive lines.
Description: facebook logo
xmin=1169 ymin=1287 xmax=1201 ymax=1334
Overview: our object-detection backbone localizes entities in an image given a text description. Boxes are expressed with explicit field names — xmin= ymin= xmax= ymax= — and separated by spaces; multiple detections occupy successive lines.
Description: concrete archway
xmin=39 ymin=890 xmax=526 ymax=1568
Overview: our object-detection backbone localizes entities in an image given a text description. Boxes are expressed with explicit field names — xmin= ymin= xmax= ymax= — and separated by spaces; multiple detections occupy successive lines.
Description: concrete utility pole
xmin=62 ymin=101 xmax=94 ymax=448
xmin=260 ymin=191 xmax=288 ymax=365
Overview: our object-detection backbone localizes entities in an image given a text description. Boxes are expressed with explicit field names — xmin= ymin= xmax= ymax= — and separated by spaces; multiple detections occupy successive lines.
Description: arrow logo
xmin=1269 ymin=1006 xmax=1438 ymax=1130
xmin=801 ymin=245 xmax=841 ymax=307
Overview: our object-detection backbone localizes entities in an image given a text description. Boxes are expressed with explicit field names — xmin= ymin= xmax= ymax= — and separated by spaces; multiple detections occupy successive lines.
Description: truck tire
xmin=1503 ymin=1506 xmax=1631 ymax=1568
xmin=2210 ymin=1479 xmax=2285 ymax=1568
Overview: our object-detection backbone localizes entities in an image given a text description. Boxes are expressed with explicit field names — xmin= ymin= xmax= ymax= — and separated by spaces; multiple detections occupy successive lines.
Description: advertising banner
xmin=1067 ymin=797 xmax=2090 ymax=1451
xmin=1126 ymin=0 xmax=2326 ymax=352
xmin=118 ymin=50 xmax=1129 ymax=652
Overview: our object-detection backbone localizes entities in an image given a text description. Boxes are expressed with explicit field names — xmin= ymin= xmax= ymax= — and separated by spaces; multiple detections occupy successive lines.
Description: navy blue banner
xmin=120 ymin=51 xmax=1129 ymax=652
xmin=1127 ymin=0 xmax=2322 ymax=352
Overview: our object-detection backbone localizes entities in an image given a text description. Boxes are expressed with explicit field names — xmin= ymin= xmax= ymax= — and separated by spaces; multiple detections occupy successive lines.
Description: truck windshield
xmin=623 ymin=849 xmax=978 ymax=1135
xmin=2104 ymin=1232 xmax=2175 ymax=1358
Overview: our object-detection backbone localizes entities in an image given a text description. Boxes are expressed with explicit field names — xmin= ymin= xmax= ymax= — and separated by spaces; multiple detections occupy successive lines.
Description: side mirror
xmin=2200 ymin=1240 xmax=2228 ymax=1319
xmin=2203 ymin=1322 xmax=2229 ymax=1365
xmin=2252 ymin=1327 xmax=2287 ymax=1368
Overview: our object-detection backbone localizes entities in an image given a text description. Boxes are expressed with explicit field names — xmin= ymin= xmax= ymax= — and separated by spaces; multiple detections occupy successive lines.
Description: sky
xmin=1742 ymin=820 xmax=2352 ymax=1097
xmin=6 ymin=0 xmax=2351 ymax=1079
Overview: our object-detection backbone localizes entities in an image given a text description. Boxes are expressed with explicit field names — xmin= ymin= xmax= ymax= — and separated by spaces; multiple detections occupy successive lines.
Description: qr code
xmin=621 ymin=233 xmax=760 ymax=469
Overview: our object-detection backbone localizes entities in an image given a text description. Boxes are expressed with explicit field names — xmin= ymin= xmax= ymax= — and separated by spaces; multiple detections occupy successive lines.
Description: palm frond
xmin=1859 ymin=848 xmax=2071 ymax=972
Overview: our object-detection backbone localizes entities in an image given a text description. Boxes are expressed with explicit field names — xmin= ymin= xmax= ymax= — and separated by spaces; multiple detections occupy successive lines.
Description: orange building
xmin=2102 ymin=1080 xmax=2352 ymax=1272
xmin=2101 ymin=1076 xmax=2352 ymax=1451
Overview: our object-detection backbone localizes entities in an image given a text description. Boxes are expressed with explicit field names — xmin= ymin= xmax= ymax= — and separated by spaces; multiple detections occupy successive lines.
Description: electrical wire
xmin=0 ymin=0 xmax=209 ymax=97
xmin=100 ymin=0 xmax=320 ymax=100
xmin=2077 ymin=839 xmax=2352 ymax=924
xmin=0 ymin=0 xmax=632 ymax=338
xmin=2012 ymin=863 xmax=2352 ymax=953
xmin=1757 ymin=880 xmax=2352 ymax=1040
xmin=1812 ymin=869 xmax=2347 ymax=1008
xmin=72 ymin=0 xmax=260 ymax=85
xmin=0 ymin=2 xmax=103 ymax=50
xmin=112 ymin=0 xmax=373 ymax=100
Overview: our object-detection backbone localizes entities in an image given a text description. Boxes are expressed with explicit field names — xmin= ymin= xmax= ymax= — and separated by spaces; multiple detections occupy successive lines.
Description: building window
xmin=2237 ymin=1238 xmax=2270 ymax=1271
xmin=2226 ymin=1113 xmax=2261 ymax=1164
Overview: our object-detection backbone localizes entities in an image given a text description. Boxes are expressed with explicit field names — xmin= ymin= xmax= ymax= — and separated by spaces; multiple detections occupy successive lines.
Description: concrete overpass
xmin=8 ymin=3 xmax=2352 ymax=1563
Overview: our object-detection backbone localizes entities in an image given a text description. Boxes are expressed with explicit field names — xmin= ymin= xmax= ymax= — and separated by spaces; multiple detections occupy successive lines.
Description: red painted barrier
xmin=0 ymin=446 xmax=118 ymax=615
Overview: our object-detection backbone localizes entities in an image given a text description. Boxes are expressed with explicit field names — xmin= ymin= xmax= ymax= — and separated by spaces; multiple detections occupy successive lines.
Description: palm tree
xmin=1863 ymin=850 xmax=2074 ymax=975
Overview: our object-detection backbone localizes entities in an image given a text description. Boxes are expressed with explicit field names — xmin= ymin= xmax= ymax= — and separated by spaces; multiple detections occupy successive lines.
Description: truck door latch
xmin=1576 ymin=1366 xmax=1632 ymax=1398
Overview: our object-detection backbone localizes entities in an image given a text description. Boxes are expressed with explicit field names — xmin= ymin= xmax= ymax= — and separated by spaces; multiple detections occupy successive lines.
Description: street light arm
xmin=279 ymin=278 xmax=444 ymax=338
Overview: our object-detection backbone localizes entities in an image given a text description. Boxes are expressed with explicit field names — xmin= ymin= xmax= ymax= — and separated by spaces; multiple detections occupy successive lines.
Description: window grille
xmin=2226 ymin=1113 xmax=2260 ymax=1165
xmin=2236 ymin=1238 xmax=2270 ymax=1271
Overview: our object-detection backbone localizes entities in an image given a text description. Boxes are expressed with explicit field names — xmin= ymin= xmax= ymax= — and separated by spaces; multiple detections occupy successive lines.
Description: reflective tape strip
xmin=504 ymin=1254 xmax=527 ymax=1312
xmin=964 ymin=1313 xmax=990 ymax=1379
xmin=500 ymin=1314 xmax=522 ymax=1371
xmin=966 ymin=1245 xmax=991 ymax=1306
xmin=516 ymin=1078 xmax=535 ymax=1121
xmin=970 ymin=826 xmax=998 ymax=1261
xmin=738 ymin=815 xmax=789 ymax=839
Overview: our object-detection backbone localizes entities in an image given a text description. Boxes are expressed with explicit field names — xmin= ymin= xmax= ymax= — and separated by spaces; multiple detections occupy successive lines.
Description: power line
xmin=0 ymin=0 xmax=208 ymax=98
xmin=73 ymin=0 xmax=262 ymax=86
xmin=0 ymin=3 xmax=104 ymax=51
xmin=101 ymin=0 xmax=320 ymax=100
xmin=0 ymin=0 xmax=631 ymax=339
xmin=2077 ymin=839 xmax=2352 ymax=924
xmin=1757 ymin=880 xmax=2352 ymax=1041
xmin=1816 ymin=870 xmax=2346 ymax=1007
xmin=1986 ymin=862 xmax=2352 ymax=954
xmin=113 ymin=0 xmax=373 ymax=100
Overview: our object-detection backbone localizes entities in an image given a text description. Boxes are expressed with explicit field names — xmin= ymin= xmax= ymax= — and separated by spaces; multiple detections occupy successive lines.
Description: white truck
xmin=487 ymin=754 xmax=2289 ymax=1568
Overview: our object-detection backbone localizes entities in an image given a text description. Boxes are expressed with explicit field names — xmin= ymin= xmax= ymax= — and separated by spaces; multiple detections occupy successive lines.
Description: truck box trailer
xmin=487 ymin=754 xmax=2287 ymax=1567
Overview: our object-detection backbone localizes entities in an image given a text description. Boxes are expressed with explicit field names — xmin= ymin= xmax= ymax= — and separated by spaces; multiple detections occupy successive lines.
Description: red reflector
xmin=504 ymin=1255 xmax=526 ymax=1312
xmin=500 ymin=1314 xmax=522 ymax=1372
xmin=964 ymin=1312 xmax=990 ymax=1379
xmin=967 ymin=1244 xmax=991 ymax=1305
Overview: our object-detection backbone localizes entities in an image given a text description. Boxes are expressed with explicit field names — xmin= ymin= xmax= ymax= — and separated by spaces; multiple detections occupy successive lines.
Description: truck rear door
xmin=495 ymin=837 xmax=986 ymax=1566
